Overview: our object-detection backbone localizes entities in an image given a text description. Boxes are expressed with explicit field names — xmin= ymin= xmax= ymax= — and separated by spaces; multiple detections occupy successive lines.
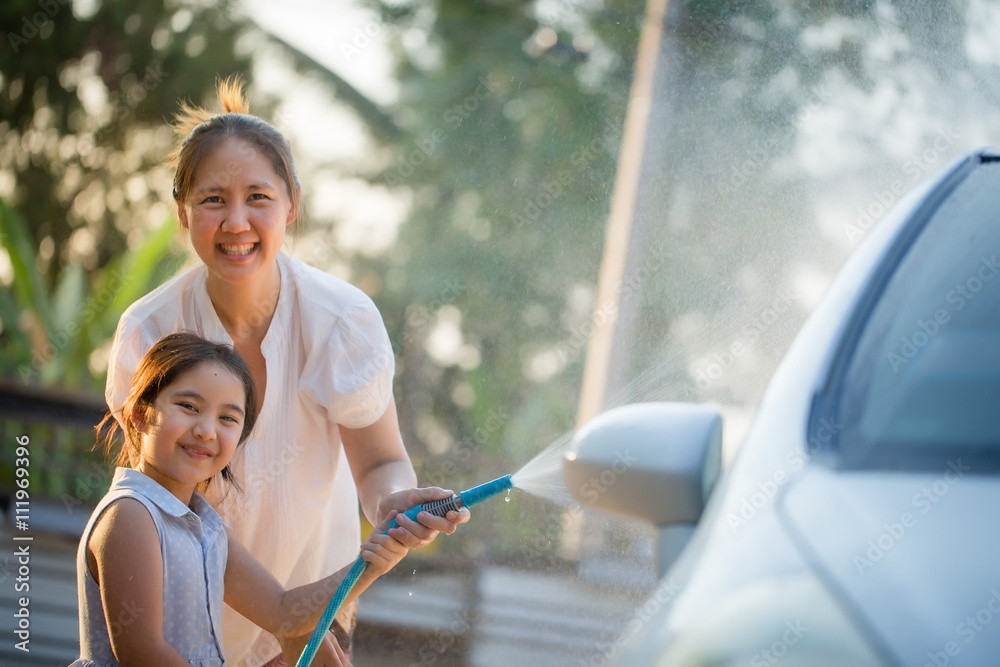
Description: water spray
xmin=296 ymin=474 xmax=515 ymax=667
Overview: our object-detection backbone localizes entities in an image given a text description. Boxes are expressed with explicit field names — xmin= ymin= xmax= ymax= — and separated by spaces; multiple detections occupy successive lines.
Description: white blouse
xmin=105 ymin=252 xmax=395 ymax=666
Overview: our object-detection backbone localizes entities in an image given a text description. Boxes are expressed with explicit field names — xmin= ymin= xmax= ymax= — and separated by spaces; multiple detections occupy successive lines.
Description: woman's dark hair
xmin=98 ymin=332 xmax=258 ymax=489
xmin=168 ymin=76 xmax=302 ymax=227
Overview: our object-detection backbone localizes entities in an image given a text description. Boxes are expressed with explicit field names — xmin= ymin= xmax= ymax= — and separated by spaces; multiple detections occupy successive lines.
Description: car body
xmin=563 ymin=147 xmax=1000 ymax=666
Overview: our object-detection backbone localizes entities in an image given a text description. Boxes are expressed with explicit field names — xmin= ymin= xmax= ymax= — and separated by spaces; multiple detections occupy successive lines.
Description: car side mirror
xmin=562 ymin=402 xmax=722 ymax=575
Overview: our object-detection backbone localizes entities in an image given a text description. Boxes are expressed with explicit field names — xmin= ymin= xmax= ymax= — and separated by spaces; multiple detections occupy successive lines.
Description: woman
xmin=106 ymin=78 xmax=468 ymax=666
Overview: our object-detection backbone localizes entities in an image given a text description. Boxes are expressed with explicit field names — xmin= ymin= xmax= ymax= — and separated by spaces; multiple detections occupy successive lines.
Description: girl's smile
xmin=134 ymin=361 xmax=247 ymax=504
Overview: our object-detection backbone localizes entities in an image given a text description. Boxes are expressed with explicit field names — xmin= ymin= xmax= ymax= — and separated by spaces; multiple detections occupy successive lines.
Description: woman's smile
xmin=218 ymin=242 xmax=258 ymax=257
xmin=179 ymin=136 xmax=295 ymax=287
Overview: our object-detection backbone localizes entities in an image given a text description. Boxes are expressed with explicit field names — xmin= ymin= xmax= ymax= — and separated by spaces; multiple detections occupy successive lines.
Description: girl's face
xmin=134 ymin=361 xmax=246 ymax=503
xmin=178 ymin=136 xmax=296 ymax=287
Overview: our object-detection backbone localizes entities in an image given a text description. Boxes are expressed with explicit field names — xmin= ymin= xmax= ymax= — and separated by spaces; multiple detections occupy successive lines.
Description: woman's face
xmin=178 ymin=136 xmax=296 ymax=288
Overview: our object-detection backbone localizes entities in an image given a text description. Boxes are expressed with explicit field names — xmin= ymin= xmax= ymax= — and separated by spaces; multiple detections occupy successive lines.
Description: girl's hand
xmin=278 ymin=630 xmax=351 ymax=667
xmin=361 ymin=510 xmax=410 ymax=576
xmin=376 ymin=487 xmax=471 ymax=549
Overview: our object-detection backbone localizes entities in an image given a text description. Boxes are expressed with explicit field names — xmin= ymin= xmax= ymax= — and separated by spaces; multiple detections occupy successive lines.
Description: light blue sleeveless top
xmin=72 ymin=467 xmax=228 ymax=667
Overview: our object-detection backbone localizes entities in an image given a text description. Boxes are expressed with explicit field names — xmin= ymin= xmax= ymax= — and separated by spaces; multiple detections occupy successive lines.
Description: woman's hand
xmin=376 ymin=487 xmax=471 ymax=549
xmin=339 ymin=398 xmax=471 ymax=549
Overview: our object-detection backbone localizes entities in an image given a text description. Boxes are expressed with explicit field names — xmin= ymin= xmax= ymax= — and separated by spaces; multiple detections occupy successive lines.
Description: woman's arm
xmin=87 ymin=499 xmax=192 ymax=667
xmin=341 ymin=396 xmax=470 ymax=548
xmin=223 ymin=512 xmax=407 ymax=641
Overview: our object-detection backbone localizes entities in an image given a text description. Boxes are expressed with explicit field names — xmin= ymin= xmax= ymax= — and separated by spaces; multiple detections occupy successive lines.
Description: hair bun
xmin=167 ymin=75 xmax=301 ymax=224
xmin=218 ymin=75 xmax=250 ymax=115
xmin=167 ymin=76 xmax=249 ymax=167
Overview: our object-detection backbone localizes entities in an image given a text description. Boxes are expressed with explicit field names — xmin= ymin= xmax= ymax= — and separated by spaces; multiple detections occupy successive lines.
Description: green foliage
xmin=0 ymin=195 xmax=183 ymax=389
xmin=357 ymin=0 xmax=643 ymax=474
xmin=0 ymin=0 xmax=248 ymax=284
xmin=0 ymin=0 xmax=251 ymax=388
xmin=0 ymin=0 xmax=648 ymax=532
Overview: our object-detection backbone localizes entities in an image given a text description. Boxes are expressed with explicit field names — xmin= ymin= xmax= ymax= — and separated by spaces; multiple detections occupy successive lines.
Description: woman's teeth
xmin=220 ymin=243 xmax=256 ymax=256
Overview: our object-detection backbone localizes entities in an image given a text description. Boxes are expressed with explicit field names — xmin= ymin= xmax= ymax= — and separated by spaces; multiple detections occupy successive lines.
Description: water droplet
xmin=408 ymin=591 xmax=413 ymax=597
xmin=504 ymin=495 xmax=511 ymax=502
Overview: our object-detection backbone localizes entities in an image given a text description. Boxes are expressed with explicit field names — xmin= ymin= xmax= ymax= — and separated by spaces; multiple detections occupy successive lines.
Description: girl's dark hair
xmin=168 ymin=76 xmax=302 ymax=228
xmin=98 ymin=332 xmax=258 ymax=489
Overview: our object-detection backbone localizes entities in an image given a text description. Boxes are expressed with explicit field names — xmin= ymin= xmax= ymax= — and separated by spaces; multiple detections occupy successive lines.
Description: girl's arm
xmin=87 ymin=499 xmax=192 ymax=667
xmin=341 ymin=396 xmax=470 ymax=548
xmin=223 ymin=510 xmax=408 ymax=641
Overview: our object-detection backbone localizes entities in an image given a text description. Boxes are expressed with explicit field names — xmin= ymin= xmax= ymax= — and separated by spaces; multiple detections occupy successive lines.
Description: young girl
xmin=106 ymin=77 xmax=467 ymax=665
xmin=75 ymin=332 xmax=407 ymax=667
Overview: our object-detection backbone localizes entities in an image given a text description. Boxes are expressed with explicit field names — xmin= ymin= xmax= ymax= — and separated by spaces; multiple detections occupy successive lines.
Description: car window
xmin=832 ymin=160 xmax=1000 ymax=466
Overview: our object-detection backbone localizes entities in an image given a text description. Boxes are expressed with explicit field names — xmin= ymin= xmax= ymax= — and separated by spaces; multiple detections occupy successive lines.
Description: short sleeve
xmin=105 ymin=311 xmax=152 ymax=426
xmin=300 ymin=295 xmax=396 ymax=430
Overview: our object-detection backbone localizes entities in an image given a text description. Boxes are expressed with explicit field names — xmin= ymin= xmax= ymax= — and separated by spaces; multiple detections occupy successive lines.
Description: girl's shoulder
xmin=84 ymin=471 xmax=164 ymax=542
xmin=85 ymin=469 xmax=200 ymax=544
xmin=83 ymin=492 xmax=160 ymax=583
xmin=89 ymin=495 xmax=158 ymax=546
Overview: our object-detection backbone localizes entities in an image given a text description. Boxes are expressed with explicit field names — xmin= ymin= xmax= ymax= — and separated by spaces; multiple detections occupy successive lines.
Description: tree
xmin=0 ymin=0 xmax=251 ymax=389
xmin=355 ymin=1 xmax=643 ymax=505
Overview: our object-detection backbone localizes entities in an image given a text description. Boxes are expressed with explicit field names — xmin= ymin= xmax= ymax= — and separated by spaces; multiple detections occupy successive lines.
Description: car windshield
xmin=836 ymin=160 xmax=1000 ymax=459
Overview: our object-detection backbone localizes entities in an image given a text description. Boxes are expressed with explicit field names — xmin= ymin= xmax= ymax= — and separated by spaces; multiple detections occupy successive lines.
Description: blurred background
xmin=2 ymin=0 xmax=1000 ymax=665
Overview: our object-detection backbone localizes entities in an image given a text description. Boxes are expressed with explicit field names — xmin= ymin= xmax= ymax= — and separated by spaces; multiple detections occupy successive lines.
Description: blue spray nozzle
xmin=392 ymin=474 xmax=514 ymax=527
xmin=460 ymin=473 xmax=514 ymax=509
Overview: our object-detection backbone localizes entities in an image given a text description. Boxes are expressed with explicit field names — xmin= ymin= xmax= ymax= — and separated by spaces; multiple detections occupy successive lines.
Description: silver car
xmin=564 ymin=147 xmax=1000 ymax=666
